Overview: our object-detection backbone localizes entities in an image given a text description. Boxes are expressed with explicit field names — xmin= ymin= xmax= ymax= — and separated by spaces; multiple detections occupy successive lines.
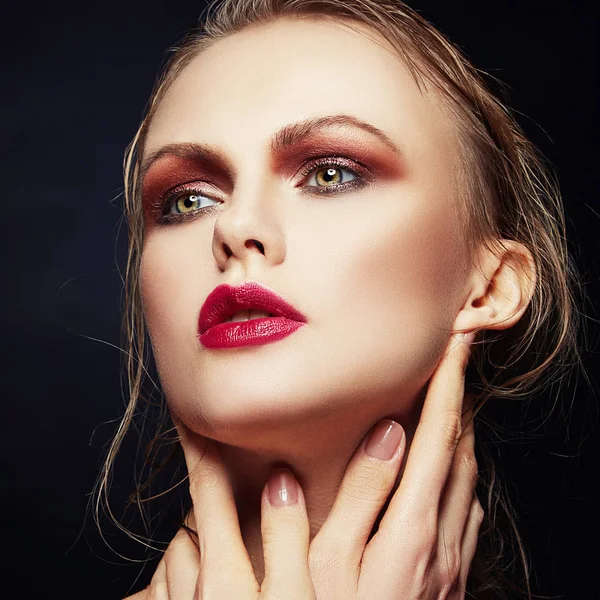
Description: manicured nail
xmin=267 ymin=469 xmax=298 ymax=506
xmin=365 ymin=420 xmax=404 ymax=461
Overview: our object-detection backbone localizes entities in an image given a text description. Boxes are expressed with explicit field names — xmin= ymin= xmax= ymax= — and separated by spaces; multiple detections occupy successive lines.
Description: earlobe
xmin=453 ymin=239 xmax=536 ymax=334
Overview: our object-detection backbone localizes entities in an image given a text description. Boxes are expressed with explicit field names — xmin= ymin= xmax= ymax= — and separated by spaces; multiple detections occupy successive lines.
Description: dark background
xmin=3 ymin=0 xmax=599 ymax=598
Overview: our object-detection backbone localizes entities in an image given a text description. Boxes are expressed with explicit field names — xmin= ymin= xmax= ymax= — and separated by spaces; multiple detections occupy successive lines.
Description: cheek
xmin=140 ymin=240 xmax=183 ymax=333
xmin=382 ymin=201 xmax=467 ymax=316
xmin=139 ymin=231 xmax=208 ymax=376
xmin=304 ymin=188 xmax=467 ymax=318
xmin=297 ymin=188 xmax=468 ymax=393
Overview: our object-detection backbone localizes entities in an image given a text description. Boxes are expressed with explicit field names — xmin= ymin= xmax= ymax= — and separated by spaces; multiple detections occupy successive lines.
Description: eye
xmin=168 ymin=191 xmax=220 ymax=215
xmin=309 ymin=166 xmax=356 ymax=187
xmin=298 ymin=157 xmax=366 ymax=194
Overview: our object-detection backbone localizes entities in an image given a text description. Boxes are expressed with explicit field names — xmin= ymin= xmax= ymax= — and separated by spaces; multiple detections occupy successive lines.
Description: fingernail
xmin=267 ymin=470 xmax=298 ymax=506
xmin=464 ymin=331 xmax=476 ymax=345
xmin=365 ymin=420 xmax=404 ymax=461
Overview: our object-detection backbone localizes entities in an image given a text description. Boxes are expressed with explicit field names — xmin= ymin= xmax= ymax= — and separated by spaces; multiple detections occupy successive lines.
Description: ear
xmin=452 ymin=239 xmax=536 ymax=334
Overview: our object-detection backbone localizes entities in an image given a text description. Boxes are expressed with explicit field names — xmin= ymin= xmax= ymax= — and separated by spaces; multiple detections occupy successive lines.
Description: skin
xmin=133 ymin=17 xmax=535 ymax=596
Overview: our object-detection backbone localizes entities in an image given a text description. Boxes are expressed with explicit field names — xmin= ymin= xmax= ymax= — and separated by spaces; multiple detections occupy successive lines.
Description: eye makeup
xmin=141 ymin=153 xmax=229 ymax=224
xmin=296 ymin=157 xmax=369 ymax=195
xmin=140 ymin=128 xmax=404 ymax=225
xmin=272 ymin=130 xmax=405 ymax=181
xmin=159 ymin=184 xmax=223 ymax=224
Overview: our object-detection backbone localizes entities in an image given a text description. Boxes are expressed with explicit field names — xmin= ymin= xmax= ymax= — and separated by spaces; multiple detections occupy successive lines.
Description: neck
xmin=215 ymin=402 xmax=419 ymax=584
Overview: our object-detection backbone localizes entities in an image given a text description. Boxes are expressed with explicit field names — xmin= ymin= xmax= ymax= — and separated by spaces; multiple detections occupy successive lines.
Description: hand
xmin=127 ymin=333 xmax=482 ymax=599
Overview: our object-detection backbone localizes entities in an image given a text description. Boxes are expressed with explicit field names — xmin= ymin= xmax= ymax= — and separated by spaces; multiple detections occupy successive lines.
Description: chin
xmin=154 ymin=325 xmax=442 ymax=446
xmin=172 ymin=375 xmax=335 ymax=437
xmin=162 ymin=359 xmax=423 ymax=452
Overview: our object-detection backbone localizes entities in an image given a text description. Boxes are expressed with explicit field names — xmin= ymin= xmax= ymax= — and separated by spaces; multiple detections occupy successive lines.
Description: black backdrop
xmin=3 ymin=1 xmax=599 ymax=598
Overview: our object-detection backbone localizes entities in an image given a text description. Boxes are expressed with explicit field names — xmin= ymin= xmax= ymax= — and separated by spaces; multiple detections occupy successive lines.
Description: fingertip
xmin=364 ymin=419 xmax=405 ymax=461
xmin=182 ymin=434 xmax=213 ymax=481
xmin=260 ymin=468 xmax=311 ymax=594
xmin=449 ymin=331 xmax=476 ymax=371
xmin=265 ymin=468 xmax=301 ymax=508
xmin=463 ymin=331 xmax=476 ymax=345
xmin=451 ymin=331 xmax=476 ymax=350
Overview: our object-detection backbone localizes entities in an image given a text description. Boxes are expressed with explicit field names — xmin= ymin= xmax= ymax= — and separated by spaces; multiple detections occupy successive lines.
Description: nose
xmin=211 ymin=179 xmax=286 ymax=274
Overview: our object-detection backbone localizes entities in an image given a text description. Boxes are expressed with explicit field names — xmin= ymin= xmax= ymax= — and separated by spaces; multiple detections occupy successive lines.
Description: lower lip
xmin=199 ymin=317 xmax=305 ymax=349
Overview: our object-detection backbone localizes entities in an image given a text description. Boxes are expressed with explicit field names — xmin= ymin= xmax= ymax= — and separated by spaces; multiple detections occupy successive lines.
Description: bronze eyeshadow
xmin=140 ymin=130 xmax=406 ymax=224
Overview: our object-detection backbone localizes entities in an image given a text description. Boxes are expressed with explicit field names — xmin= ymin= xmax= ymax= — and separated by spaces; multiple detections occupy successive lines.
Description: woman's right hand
xmin=126 ymin=333 xmax=483 ymax=599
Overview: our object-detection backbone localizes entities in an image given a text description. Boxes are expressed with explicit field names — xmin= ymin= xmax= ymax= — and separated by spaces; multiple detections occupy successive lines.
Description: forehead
xmin=145 ymin=17 xmax=459 ymax=168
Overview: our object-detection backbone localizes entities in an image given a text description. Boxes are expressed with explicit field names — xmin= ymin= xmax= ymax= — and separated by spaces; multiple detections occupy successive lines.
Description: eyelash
xmin=297 ymin=156 xmax=367 ymax=194
xmin=153 ymin=184 xmax=222 ymax=225
xmin=154 ymin=156 xmax=369 ymax=224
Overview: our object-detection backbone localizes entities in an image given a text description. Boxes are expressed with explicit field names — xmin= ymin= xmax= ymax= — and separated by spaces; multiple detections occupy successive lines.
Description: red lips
xmin=198 ymin=282 xmax=307 ymax=348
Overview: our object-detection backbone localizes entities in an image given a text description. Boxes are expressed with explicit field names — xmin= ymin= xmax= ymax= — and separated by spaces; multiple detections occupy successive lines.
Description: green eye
xmin=303 ymin=162 xmax=359 ymax=191
xmin=170 ymin=193 xmax=219 ymax=215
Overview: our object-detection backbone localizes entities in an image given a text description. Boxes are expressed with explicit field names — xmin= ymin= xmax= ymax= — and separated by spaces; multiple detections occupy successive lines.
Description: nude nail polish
xmin=365 ymin=419 xmax=404 ymax=460
xmin=267 ymin=470 xmax=298 ymax=506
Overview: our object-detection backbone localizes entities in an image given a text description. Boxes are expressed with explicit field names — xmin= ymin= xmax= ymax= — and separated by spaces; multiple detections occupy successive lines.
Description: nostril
xmin=246 ymin=239 xmax=265 ymax=255
xmin=223 ymin=242 xmax=233 ymax=258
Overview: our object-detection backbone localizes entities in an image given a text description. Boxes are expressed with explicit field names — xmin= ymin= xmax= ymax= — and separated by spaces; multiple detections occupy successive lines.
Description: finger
xmin=123 ymin=589 xmax=150 ymax=600
xmin=383 ymin=333 xmax=473 ymax=525
xmin=163 ymin=527 xmax=201 ymax=599
xmin=433 ymin=414 xmax=477 ymax=595
xmin=147 ymin=559 xmax=168 ymax=600
xmin=457 ymin=497 xmax=484 ymax=595
xmin=181 ymin=434 xmax=257 ymax=593
xmin=311 ymin=420 xmax=405 ymax=567
xmin=260 ymin=469 xmax=314 ymax=597
xmin=437 ymin=411 xmax=478 ymax=554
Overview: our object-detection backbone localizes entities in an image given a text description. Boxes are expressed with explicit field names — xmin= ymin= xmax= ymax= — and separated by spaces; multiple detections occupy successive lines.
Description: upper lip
xmin=199 ymin=282 xmax=307 ymax=334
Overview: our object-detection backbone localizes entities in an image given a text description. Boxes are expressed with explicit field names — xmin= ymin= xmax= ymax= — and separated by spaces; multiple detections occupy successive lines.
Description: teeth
xmin=225 ymin=309 xmax=272 ymax=323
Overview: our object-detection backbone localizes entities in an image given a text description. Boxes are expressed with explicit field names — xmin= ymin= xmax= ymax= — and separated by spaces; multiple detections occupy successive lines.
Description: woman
xmin=99 ymin=0 xmax=580 ymax=597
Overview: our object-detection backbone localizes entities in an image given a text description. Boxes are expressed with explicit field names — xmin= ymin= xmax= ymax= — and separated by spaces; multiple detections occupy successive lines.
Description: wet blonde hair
xmin=95 ymin=1 xmax=582 ymax=597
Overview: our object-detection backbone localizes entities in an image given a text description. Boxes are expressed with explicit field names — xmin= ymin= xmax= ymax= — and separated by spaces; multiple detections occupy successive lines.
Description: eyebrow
xmin=139 ymin=113 xmax=402 ymax=180
xmin=270 ymin=114 xmax=401 ymax=155
xmin=139 ymin=144 xmax=231 ymax=183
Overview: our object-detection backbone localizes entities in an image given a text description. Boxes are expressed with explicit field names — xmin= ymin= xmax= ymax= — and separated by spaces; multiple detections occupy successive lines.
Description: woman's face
xmin=140 ymin=17 xmax=472 ymax=441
